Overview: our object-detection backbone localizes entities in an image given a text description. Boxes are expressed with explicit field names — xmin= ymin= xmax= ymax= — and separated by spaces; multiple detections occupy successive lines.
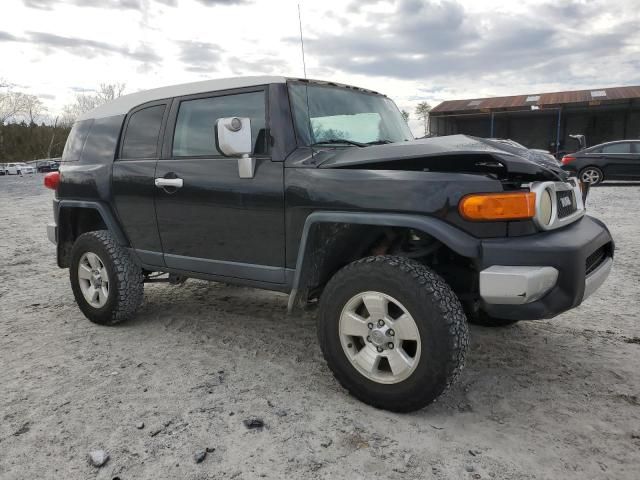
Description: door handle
xmin=155 ymin=178 xmax=183 ymax=188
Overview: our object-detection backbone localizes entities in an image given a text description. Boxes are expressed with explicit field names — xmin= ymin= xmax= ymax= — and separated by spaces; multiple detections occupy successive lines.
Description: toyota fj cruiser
xmin=45 ymin=77 xmax=614 ymax=412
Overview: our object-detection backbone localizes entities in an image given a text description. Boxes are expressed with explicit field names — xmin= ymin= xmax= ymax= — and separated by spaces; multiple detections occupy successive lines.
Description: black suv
xmin=45 ymin=77 xmax=614 ymax=412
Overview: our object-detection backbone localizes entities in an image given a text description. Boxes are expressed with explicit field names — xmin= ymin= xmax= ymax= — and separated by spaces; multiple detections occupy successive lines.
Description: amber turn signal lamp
xmin=459 ymin=192 xmax=536 ymax=221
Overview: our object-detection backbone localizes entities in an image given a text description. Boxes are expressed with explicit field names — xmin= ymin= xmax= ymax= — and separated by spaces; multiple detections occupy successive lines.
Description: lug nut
xmin=366 ymin=336 xmax=371 ymax=343
xmin=367 ymin=323 xmax=374 ymax=329
xmin=378 ymin=319 xmax=385 ymax=327
xmin=387 ymin=329 xmax=395 ymax=336
xmin=377 ymin=346 xmax=384 ymax=353
xmin=388 ymin=343 xmax=394 ymax=349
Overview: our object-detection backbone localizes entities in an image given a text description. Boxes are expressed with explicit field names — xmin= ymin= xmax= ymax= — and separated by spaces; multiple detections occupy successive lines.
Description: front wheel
xmin=580 ymin=166 xmax=604 ymax=185
xmin=318 ymin=256 xmax=469 ymax=412
xmin=70 ymin=230 xmax=144 ymax=325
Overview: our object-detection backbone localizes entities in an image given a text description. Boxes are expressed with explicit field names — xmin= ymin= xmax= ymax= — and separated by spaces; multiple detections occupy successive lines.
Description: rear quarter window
xmin=62 ymin=119 xmax=93 ymax=162
xmin=81 ymin=116 xmax=125 ymax=164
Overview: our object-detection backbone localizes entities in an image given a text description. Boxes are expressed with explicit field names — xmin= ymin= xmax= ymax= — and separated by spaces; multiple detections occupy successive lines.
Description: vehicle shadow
xmin=120 ymin=280 xmax=614 ymax=419
xmin=595 ymin=182 xmax=640 ymax=187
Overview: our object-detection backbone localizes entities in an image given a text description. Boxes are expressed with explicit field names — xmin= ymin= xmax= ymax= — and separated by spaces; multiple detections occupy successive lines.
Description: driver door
xmin=154 ymin=87 xmax=286 ymax=284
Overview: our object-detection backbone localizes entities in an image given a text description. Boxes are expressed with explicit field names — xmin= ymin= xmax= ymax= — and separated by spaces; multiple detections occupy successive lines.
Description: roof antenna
xmin=297 ymin=3 xmax=308 ymax=79
xmin=297 ymin=2 xmax=314 ymax=157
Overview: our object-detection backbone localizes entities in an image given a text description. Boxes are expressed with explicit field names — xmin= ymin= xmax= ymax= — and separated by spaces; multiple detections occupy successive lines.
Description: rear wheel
xmin=580 ymin=166 xmax=603 ymax=185
xmin=318 ymin=256 xmax=469 ymax=412
xmin=70 ymin=230 xmax=144 ymax=325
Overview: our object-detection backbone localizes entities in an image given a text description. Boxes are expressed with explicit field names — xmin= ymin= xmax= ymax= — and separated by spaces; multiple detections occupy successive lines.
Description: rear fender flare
xmin=287 ymin=211 xmax=480 ymax=312
xmin=57 ymin=200 xmax=129 ymax=246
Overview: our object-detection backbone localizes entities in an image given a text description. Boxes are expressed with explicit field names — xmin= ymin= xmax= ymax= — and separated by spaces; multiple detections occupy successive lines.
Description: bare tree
xmin=96 ymin=83 xmax=126 ymax=103
xmin=401 ymin=109 xmax=410 ymax=123
xmin=0 ymin=90 xmax=30 ymax=124
xmin=61 ymin=83 xmax=126 ymax=125
xmin=414 ymin=101 xmax=432 ymax=137
xmin=24 ymin=95 xmax=46 ymax=125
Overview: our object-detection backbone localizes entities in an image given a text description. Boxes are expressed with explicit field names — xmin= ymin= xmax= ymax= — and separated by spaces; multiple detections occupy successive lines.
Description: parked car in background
xmin=37 ymin=159 xmax=60 ymax=172
xmin=5 ymin=162 xmax=36 ymax=175
xmin=0 ymin=164 xmax=5 ymax=175
xmin=20 ymin=163 xmax=36 ymax=174
xmin=4 ymin=163 xmax=21 ymax=175
xmin=562 ymin=140 xmax=640 ymax=184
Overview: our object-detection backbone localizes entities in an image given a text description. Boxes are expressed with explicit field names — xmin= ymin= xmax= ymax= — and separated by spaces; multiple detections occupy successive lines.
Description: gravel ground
xmin=1 ymin=174 xmax=639 ymax=480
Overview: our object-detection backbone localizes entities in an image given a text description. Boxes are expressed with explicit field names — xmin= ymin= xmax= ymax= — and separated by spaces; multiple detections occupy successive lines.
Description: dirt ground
xmin=0 ymin=174 xmax=638 ymax=480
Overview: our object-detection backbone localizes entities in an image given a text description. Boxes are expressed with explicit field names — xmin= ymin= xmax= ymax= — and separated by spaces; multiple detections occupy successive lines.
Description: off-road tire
xmin=70 ymin=230 xmax=144 ymax=325
xmin=467 ymin=310 xmax=519 ymax=327
xmin=317 ymin=255 xmax=469 ymax=412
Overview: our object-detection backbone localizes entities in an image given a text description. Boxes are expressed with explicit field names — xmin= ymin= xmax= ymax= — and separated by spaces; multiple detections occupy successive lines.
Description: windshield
xmin=289 ymin=82 xmax=413 ymax=146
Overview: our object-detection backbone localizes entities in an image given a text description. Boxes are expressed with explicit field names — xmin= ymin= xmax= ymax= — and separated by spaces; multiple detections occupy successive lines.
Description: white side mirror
xmin=216 ymin=117 xmax=252 ymax=156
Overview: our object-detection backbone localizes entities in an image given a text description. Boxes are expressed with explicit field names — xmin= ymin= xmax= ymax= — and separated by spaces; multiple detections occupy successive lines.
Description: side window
xmin=602 ymin=142 xmax=631 ymax=154
xmin=121 ymin=105 xmax=166 ymax=159
xmin=62 ymin=119 xmax=93 ymax=162
xmin=172 ymin=91 xmax=266 ymax=157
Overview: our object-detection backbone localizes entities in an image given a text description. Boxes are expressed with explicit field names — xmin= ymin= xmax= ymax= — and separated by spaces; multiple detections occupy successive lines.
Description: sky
xmin=1 ymin=0 xmax=639 ymax=133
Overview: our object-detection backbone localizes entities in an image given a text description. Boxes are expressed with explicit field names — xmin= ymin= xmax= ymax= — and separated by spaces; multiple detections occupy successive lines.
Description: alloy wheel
xmin=339 ymin=291 xmax=421 ymax=384
xmin=581 ymin=168 xmax=602 ymax=184
xmin=77 ymin=252 xmax=110 ymax=308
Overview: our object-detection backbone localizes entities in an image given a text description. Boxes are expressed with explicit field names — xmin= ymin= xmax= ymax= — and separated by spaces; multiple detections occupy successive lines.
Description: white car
xmin=4 ymin=163 xmax=35 ymax=175
xmin=20 ymin=163 xmax=36 ymax=174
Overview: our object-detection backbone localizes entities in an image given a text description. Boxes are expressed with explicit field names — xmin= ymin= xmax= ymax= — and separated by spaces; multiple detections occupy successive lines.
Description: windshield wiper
xmin=364 ymin=139 xmax=394 ymax=145
xmin=311 ymin=139 xmax=366 ymax=147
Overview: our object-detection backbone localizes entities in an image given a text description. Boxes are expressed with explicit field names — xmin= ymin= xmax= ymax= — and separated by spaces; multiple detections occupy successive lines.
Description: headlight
xmin=539 ymin=188 xmax=553 ymax=226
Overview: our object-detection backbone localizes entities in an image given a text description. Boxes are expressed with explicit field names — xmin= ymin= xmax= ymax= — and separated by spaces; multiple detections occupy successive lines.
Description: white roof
xmin=79 ymin=76 xmax=287 ymax=121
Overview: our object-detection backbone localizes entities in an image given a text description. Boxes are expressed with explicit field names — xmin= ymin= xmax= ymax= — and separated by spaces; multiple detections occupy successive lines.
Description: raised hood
xmin=317 ymin=134 xmax=566 ymax=182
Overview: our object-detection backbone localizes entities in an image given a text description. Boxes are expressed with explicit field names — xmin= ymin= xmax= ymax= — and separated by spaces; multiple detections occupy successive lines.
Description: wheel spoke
xmin=352 ymin=348 xmax=380 ymax=374
xmin=387 ymin=349 xmax=413 ymax=376
xmin=362 ymin=293 xmax=387 ymax=319
xmin=78 ymin=264 xmax=92 ymax=280
xmin=99 ymin=267 xmax=109 ymax=281
xmin=86 ymin=286 xmax=98 ymax=304
xmin=392 ymin=313 xmax=419 ymax=340
xmin=101 ymin=284 xmax=109 ymax=301
xmin=87 ymin=253 xmax=99 ymax=269
xmin=341 ymin=311 xmax=369 ymax=338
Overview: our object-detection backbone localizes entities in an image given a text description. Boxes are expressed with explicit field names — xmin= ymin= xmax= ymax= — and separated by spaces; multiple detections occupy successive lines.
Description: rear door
xmin=630 ymin=143 xmax=640 ymax=179
xmin=112 ymin=101 xmax=169 ymax=266
xmin=154 ymin=87 xmax=286 ymax=284
xmin=599 ymin=142 xmax=636 ymax=179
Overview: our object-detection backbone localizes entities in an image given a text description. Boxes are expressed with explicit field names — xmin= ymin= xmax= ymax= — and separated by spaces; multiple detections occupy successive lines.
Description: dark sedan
xmin=561 ymin=140 xmax=640 ymax=184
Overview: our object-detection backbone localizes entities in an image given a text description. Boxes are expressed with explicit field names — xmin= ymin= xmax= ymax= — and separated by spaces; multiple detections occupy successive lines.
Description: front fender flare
xmin=287 ymin=211 xmax=480 ymax=312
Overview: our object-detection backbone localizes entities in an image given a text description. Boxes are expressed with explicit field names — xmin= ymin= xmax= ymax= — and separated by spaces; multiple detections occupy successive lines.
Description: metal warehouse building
xmin=429 ymin=86 xmax=640 ymax=156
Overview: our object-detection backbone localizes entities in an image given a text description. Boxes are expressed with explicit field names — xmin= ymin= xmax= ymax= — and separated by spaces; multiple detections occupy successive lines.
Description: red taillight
xmin=44 ymin=171 xmax=60 ymax=190
xmin=561 ymin=155 xmax=576 ymax=165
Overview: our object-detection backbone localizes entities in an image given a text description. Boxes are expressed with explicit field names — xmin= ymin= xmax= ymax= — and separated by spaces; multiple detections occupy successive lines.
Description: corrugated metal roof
xmin=431 ymin=85 xmax=640 ymax=115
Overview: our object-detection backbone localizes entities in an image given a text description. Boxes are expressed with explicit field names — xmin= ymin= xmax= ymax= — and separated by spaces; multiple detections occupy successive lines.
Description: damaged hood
xmin=317 ymin=134 xmax=567 ymax=181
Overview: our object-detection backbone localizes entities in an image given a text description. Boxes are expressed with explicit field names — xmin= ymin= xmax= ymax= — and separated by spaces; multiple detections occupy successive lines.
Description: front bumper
xmin=478 ymin=215 xmax=613 ymax=320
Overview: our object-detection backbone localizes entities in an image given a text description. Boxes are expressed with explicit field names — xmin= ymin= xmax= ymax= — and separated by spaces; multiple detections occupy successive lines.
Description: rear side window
xmin=62 ymin=119 xmax=93 ymax=162
xmin=121 ymin=105 xmax=166 ymax=159
xmin=172 ymin=91 xmax=266 ymax=157
xmin=602 ymin=143 xmax=631 ymax=154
